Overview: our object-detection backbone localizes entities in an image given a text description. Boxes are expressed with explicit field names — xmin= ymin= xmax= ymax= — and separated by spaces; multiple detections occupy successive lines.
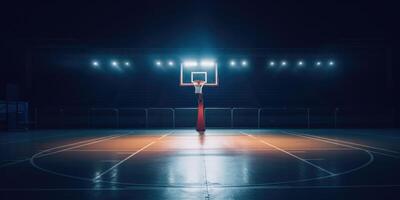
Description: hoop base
xmin=196 ymin=93 xmax=205 ymax=132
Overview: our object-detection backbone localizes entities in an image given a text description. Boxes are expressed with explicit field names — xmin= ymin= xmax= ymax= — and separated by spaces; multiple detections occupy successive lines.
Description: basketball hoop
xmin=179 ymin=61 xmax=219 ymax=133
xmin=193 ymin=80 xmax=206 ymax=94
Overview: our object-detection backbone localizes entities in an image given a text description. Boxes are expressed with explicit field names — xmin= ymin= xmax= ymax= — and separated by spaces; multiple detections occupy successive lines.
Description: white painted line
xmin=1 ymin=159 xmax=28 ymax=162
xmin=300 ymin=132 xmax=400 ymax=154
xmin=287 ymin=150 xmax=307 ymax=153
xmin=92 ymin=132 xmax=171 ymax=180
xmin=67 ymin=149 xmax=139 ymax=152
xmin=116 ymin=152 xmax=138 ymax=155
xmin=304 ymin=158 xmax=325 ymax=161
xmin=1 ymin=134 xmax=125 ymax=169
xmin=1 ymin=184 xmax=400 ymax=191
xmin=28 ymin=130 xmax=374 ymax=188
xmin=99 ymin=160 xmax=120 ymax=163
xmin=214 ymin=184 xmax=400 ymax=190
xmin=36 ymin=134 xmax=126 ymax=159
xmin=0 ymin=159 xmax=31 ymax=168
xmin=283 ymin=131 xmax=400 ymax=159
xmin=37 ymin=134 xmax=125 ymax=155
xmin=241 ymin=132 xmax=336 ymax=176
xmin=0 ymin=132 xmax=78 ymax=145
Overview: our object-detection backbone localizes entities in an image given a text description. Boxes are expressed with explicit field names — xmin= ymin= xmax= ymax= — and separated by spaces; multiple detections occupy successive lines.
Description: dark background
xmin=1 ymin=0 xmax=398 ymax=108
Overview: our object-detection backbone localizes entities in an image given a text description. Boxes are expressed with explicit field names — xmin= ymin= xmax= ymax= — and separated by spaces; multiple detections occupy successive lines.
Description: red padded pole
xmin=196 ymin=93 xmax=205 ymax=132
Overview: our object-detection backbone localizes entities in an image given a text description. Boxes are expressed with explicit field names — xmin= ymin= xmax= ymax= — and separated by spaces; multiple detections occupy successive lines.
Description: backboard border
xmin=179 ymin=63 xmax=218 ymax=87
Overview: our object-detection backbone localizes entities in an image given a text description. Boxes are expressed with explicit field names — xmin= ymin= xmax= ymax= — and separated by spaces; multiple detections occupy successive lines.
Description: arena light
xmin=241 ymin=60 xmax=248 ymax=67
xmin=281 ymin=61 xmax=287 ymax=67
xmin=229 ymin=60 xmax=236 ymax=67
xmin=269 ymin=61 xmax=275 ymax=67
xmin=124 ymin=61 xmax=130 ymax=66
xmin=297 ymin=61 xmax=304 ymax=66
xmin=111 ymin=60 xmax=119 ymax=67
xmin=110 ymin=60 xmax=122 ymax=71
xmin=316 ymin=61 xmax=322 ymax=66
xmin=200 ymin=60 xmax=215 ymax=68
xmin=92 ymin=60 xmax=100 ymax=67
xmin=183 ymin=60 xmax=198 ymax=67
xmin=155 ymin=60 xmax=162 ymax=67
xmin=168 ymin=60 xmax=175 ymax=67
xmin=328 ymin=61 xmax=335 ymax=66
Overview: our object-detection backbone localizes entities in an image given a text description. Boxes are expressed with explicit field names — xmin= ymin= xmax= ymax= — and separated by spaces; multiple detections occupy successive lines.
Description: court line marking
xmin=99 ymin=160 xmax=120 ymax=163
xmin=1 ymin=159 xmax=29 ymax=162
xmin=1 ymin=184 xmax=400 ymax=191
xmin=29 ymin=132 xmax=137 ymax=182
xmin=92 ymin=132 xmax=172 ymax=180
xmin=286 ymin=150 xmax=307 ymax=153
xmin=0 ymin=131 xmax=83 ymax=145
xmin=65 ymin=148 xmax=355 ymax=152
xmin=200 ymin=137 xmax=211 ymax=200
xmin=336 ymin=130 xmax=400 ymax=140
xmin=26 ymin=130 xmax=374 ymax=188
xmin=241 ymin=132 xmax=336 ymax=176
xmin=212 ymin=184 xmax=400 ymax=189
xmin=283 ymin=131 xmax=400 ymax=159
xmin=35 ymin=134 xmax=128 ymax=159
xmin=0 ymin=134 xmax=122 ymax=169
xmin=30 ymin=131 xmax=189 ymax=186
xmin=294 ymin=131 xmax=400 ymax=154
xmin=304 ymin=158 xmax=325 ymax=161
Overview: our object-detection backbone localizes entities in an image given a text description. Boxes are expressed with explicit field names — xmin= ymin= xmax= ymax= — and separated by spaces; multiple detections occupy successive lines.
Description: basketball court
xmin=2 ymin=2 xmax=398 ymax=199
xmin=1 ymin=129 xmax=400 ymax=199
xmin=1 ymin=53 xmax=399 ymax=200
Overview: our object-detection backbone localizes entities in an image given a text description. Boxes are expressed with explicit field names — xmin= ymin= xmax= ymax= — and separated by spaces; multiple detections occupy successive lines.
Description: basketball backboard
xmin=180 ymin=60 xmax=218 ymax=86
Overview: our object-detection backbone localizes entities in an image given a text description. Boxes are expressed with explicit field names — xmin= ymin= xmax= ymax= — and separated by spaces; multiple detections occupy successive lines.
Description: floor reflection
xmin=198 ymin=133 xmax=205 ymax=147
xmin=30 ymin=132 xmax=372 ymax=187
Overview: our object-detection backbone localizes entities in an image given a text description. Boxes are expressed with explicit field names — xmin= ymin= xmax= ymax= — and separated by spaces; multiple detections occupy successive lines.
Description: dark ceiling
xmin=1 ymin=0 xmax=397 ymax=48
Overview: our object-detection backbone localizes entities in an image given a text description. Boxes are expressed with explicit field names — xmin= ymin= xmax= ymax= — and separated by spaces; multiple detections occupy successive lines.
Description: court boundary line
xmin=0 ymin=131 xmax=79 ymax=145
xmin=292 ymin=130 xmax=400 ymax=154
xmin=29 ymin=132 xmax=137 ymax=182
xmin=333 ymin=130 xmax=400 ymax=140
xmin=0 ymin=134 xmax=123 ymax=169
xmin=241 ymin=132 xmax=336 ymax=175
xmin=35 ymin=134 xmax=127 ymax=158
xmin=231 ymin=130 xmax=374 ymax=186
xmin=92 ymin=132 xmax=172 ymax=180
xmin=23 ymin=130 xmax=375 ymax=188
xmin=283 ymin=130 xmax=399 ymax=158
xmin=1 ymin=184 xmax=400 ymax=191
xmin=64 ymin=148 xmax=355 ymax=152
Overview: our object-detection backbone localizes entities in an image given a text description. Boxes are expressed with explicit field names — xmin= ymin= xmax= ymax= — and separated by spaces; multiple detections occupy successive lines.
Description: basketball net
xmin=193 ymin=80 xmax=205 ymax=94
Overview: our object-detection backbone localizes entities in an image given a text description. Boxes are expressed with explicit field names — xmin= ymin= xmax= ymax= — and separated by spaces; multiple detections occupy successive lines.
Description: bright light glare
xmin=281 ymin=61 xmax=287 ymax=66
xmin=111 ymin=61 xmax=119 ymax=67
xmin=329 ymin=61 xmax=334 ymax=66
xmin=183 ymin=60 xmax=198 ymax=67
xmin=298 ymin=61 xmax=304 ymax=66
xmin=92 ymin=61 xmax=99 ymax=66
xmin=168 ymin=60 xmax=174 ymax=66
xmin=124 ymin=61 xmax=130 ymax=66
xmin=200 ymin=60 xmax=215 ymax=67
xmin=316 ymin=61 xmax=322 ymax=66
xmin=155 ymin=60 xmax=162 ymax=66
xmin=230 ymin=60 xmax=236 ymax=66
xmin=269 ymin=61 xmax=275 ymax=66
xmin=241 ymin=60 xmax=248 ymax=66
